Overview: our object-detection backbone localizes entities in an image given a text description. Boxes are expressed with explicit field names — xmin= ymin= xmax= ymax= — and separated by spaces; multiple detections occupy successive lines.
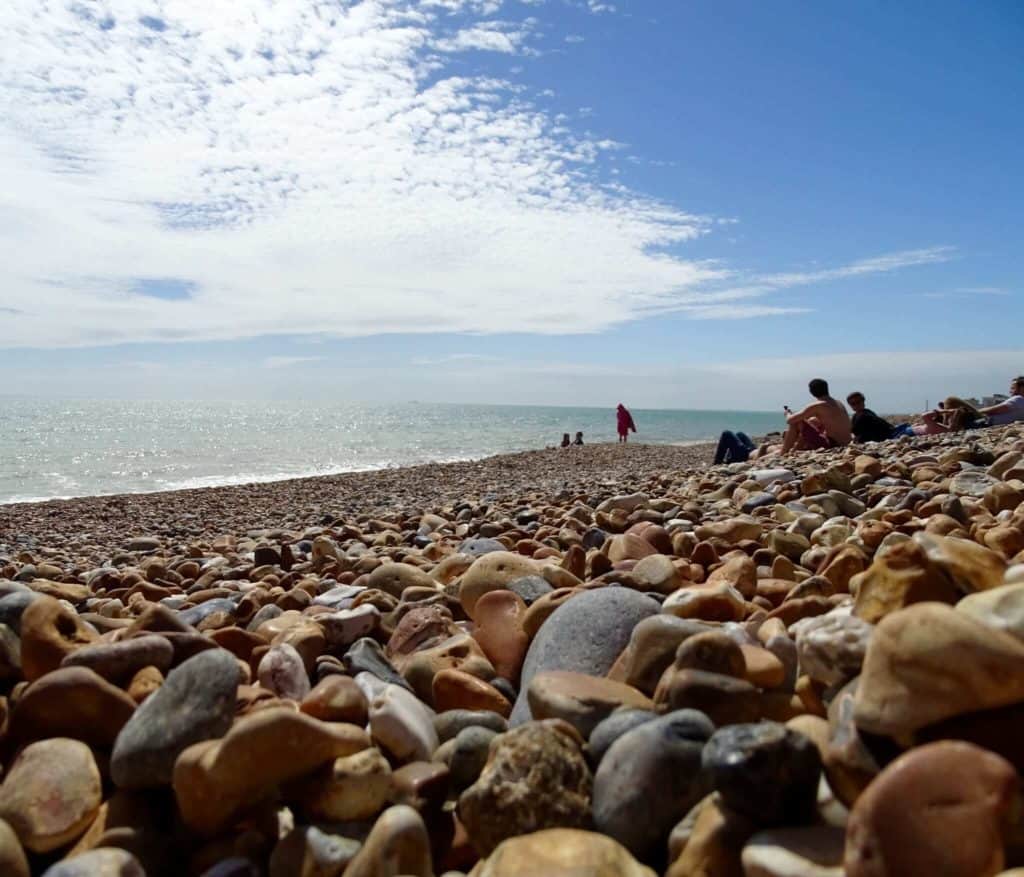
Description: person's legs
xmin=892 ymin=423 xmax=915 ymax=437
xmin=781 ymin=421 xmax=799 ymax=453
xmin=736 ymin=431 xmax=755 ymax=450
xmin=714 ymin=430 xmax=745 ymax=464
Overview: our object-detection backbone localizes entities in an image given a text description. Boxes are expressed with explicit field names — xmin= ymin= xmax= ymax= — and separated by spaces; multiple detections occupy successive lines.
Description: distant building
xmin=982 ymin=393 xmax=1008 ymax=407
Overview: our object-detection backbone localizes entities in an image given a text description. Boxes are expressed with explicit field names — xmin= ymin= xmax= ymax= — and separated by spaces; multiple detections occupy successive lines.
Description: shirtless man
xmin=780 ymin=378 xmax=852 ymax=453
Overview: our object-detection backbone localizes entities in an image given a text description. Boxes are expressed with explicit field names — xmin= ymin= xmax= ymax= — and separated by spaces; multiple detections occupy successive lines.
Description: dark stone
xmin=434 ymin=709 xmax=509 ymax=742
xmin=702 ymin=722 xmax=822 ymax=826
xmin=449 ymin=726 xmax=499 ymax=791
xmin=110 ymin=648 xmax=241 ymax=788
xmin=593 ymin=709 xmax=715 ymax=859
xmin=253 ymin=545 xmax=281 ymax=567
xmin=510 ymin=587 xmax=660 ymax=726
xmin=505 ymin=576 xmax=554 ymax=606
xmin=587 ymin=709 xmax=657 ymax=766
xmin=489 ymin=677 xmax=517 ymax=702
xmin=741 ymin=492 xmax=775 ymax=513
xmin=582 ymin=528 xmax=607 ymax=551
xmin=343 ymin=637 xmax=411 ymax=691
xmin=0 ymin=591 xmax=41 ymax=634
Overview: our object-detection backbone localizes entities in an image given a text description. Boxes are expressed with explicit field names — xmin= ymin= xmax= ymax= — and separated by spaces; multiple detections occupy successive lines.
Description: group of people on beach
xmin=714 ymin=375 xmax=1024 ymax=464
xmin=557 ymin=403 xmax=638 ymax=449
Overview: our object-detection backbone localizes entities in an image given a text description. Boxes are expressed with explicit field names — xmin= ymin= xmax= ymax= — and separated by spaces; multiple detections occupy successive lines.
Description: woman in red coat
xmin=616 ymin=403 xmax=637 ymax=443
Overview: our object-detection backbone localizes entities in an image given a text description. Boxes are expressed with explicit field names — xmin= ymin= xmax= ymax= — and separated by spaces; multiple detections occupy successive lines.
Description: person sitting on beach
xmin=714 ymin=430 xmax=756 ymax=464
xmin=780 ymin=378 xmax=852 ymax=453
xmin=560 ymin=433 xmax=571 ymax=448
xmin=573 ymin=431 xmax=584 ymax=446
xmin=979 ymin=376 xmax=1024 ymax=425
xmin=616 ymin=404 xmax=637 ymax=443
xmin=846 ymin=392 xmax=915 ymax=442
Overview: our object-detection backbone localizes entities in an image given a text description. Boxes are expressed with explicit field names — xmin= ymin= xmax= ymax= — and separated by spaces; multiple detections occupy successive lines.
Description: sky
xmin=0 ymin=0 xmax=1021 ymax=411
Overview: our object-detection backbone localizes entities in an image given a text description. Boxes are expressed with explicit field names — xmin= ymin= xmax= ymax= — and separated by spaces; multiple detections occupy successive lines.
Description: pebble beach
xmin=1 ymin=428 xmax=1024 ymax=876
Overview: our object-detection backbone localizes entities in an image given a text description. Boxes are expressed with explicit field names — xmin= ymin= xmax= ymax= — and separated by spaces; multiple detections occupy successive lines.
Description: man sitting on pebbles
xmin=779 ymin=378 xmax=852 ymax=453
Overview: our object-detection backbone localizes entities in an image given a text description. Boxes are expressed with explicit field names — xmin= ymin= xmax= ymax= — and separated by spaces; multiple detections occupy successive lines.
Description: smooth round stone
xmin=301 ymin=675 xmax=369 ymax=725
xmin=460 ymin=552 xmax=539 ymax=618
xmin=702 ymin=722 xmax=822 ymax=826
xmin=449 ymin=725 xmax=499 ymax=791
xmin=593 ymin=710 xmax=715 ymax=859
xmin=505 ymin=575 xmax=554 ymax=606
xmin=472 ymin=589 xmax=529 ymax=682
xmin=434 ymin=709 xmax=509 ymax=742
xmin=793 ymin=613 xmax=872 ymax=685
xmin=742 ymin=492 xmax=776 ymax=514
xmin=369 ymin=682 xmax=439 ymax=763
xmin=9 ymin=666 xmax=136 ymax=746
xmin=258 ymin=641 xmax=311 ymax=701
xmin=111 ymin=647 xmax=241 ymax=789
xmin=0 ymin=738 xmax=101 ymax=854
xmin=610 ymin=615 xmax=713 ymax=695
xmin=41 ymin=848 xmax=145 ymax=877
xmin=458 ymin=721 xmax=593 ymax=856
xmin=587 ymin=709 xmax=657 ymax=765
xmin=366 ymin=562 xmax=437 ymax=598
xmin=472 ymin=828 xmax=656 ymax=876
xmin=845 ymin=741 xmax=1017 ymax=877
xmin=61 ymin=633 xmax=174 ymax=682
xmin=510 ymin=587 xmax=660 ymax=726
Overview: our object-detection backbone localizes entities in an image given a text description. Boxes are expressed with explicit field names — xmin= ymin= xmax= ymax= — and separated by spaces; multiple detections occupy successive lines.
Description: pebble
xmin=845 ymin=741 xmax=1017 ymax=876
xmin=111 ymin=647 xmax=241 ymax=789
xmin=702 ymin=722 xmax=822 ymax=826
xmin=471 ymin=828 xmax=656 ymax=876
xmin=593 ymin=709 xmax=714 ymax=859
xmin=510 ymin=587 xmax=659 ymax=725
xmin=458 ymin=721 xmax=593 ymax=855
xmin=41 ymin=848 xmax=146 ymax=877
xmin=3 ymin=426 xmax=1024 ymax=875
xmin=0 ymin=738 xmax=102 ymax=853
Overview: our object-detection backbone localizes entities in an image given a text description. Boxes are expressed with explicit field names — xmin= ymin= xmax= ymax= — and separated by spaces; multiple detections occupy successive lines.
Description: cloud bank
xmin=0 ymin=0 xmax=948 ymax=349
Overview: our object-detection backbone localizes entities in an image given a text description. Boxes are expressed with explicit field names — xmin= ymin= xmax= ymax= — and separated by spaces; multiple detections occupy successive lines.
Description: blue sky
xmin=0 ymin=0 xmax=1020 ymax=410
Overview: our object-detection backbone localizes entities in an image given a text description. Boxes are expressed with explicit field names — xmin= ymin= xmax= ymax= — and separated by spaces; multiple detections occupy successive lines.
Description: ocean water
xmin=0 ymin=400 xmax=782 ymax=504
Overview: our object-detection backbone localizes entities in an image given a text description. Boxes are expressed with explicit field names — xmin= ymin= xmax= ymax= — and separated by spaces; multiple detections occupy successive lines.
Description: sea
xmin=0 ymin=400 xmax=783 ymax=505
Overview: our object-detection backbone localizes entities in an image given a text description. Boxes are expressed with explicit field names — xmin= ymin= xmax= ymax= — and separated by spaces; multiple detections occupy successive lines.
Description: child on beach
xmin=573 ymin=431 xmax=584 ymax=445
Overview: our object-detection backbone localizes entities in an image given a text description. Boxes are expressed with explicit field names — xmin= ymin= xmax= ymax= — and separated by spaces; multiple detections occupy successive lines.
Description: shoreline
xmin=1 ymin=441 xmax=717 ymax=553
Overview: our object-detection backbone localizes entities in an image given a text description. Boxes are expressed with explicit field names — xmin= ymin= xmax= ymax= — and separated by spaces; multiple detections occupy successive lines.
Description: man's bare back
xmin=801 ymin=397 xmax=853 ymax=445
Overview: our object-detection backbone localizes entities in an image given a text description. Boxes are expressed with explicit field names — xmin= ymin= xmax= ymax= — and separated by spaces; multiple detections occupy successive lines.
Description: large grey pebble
xmin=111 ymin=648 xmax=240 ymax=788
xmin=510 ymin=587 xmax=660 ymax=725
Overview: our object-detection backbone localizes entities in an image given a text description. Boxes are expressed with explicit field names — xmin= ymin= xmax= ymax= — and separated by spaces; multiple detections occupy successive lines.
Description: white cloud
xmin=410 ymin=353 xmax=500 ymax=365
xmin=565 ymin=34 xmax=585 ymax=43
xmin=922 ymin=286 xmax=1010 ymax=299
xmin=263 ymin=355 xmax=326 ymax=368
xmin=435 ymin=22 xmax=529 ymax=53
xmin=0 ymin=0 xmax=955 ymax=351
